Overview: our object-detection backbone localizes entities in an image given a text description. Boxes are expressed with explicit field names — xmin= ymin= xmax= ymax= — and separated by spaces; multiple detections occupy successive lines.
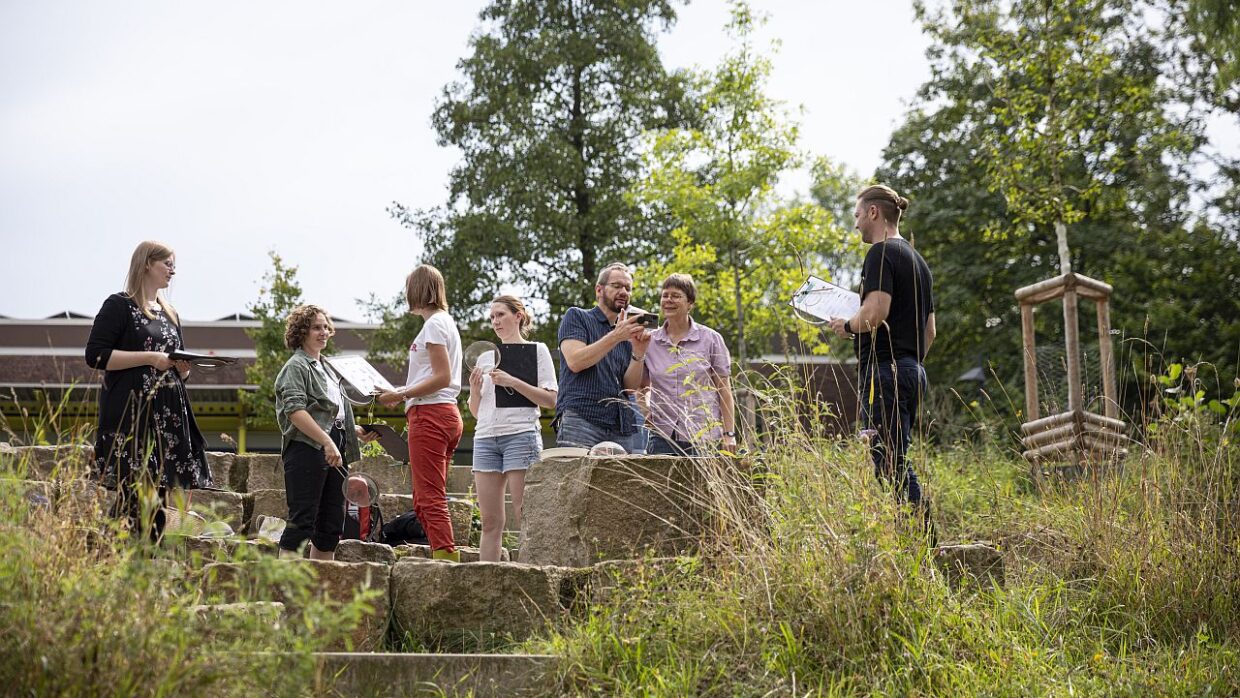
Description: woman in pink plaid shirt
xmin=625 ymin=273 xmax=737 ymax=456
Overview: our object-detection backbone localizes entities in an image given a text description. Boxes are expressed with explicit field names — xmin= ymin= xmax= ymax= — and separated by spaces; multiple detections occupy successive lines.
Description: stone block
xmin=237 ymin=453 xmax=285 ymax=492
xmin=204 ymin=452 xmax=248 ymax=492
xmin=56 ymin=479 xmax=115 ymax=517
xmin=0 ymin=478 xmax=56 ymax=508
xmin=191 ymin=601 xmax=285 ymax=632
xmin=180 ymin=536 xmax=276 ymax=565
xmin=315 ymin=652 xmax=557 ymax=698
xmin=336 ymin=539 xmax=397 ymax=565
xmin=393 ymin=545 xmax=508 ymax=563
xmin=392 ymin=544 xmax=432 ymax=561
xmin=380 ymin=493 xmax=413 ymax=515
xmin=203 ymin=560 xmax=391 ymax=651
xmin=389 ymin=560 xmax=568 ymax=642
xmin=350 ymin=454 xmax=412 ymax=495
xmin=0 ymin=444 xmax=94 ymax=480
xmin=168 ymin=488 xmax=248 ymax=531
xmin=449 ymin=498 xmax=475 ymax=547
xmin=934 ymin=543 xmax=1005 ymax=589
xmin=447 ymin=464 xmax=474 ymax=494
xmin=519 ymin=456 xmax=726 ymax=567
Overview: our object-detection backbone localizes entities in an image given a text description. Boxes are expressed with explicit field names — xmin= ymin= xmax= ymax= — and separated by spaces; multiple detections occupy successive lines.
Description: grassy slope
xmin=539 ymin=418 xmax=1239 ymax=696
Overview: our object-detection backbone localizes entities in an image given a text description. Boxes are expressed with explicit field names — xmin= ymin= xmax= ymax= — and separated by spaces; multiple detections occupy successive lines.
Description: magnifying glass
xmin=464 ymin=340 xmax=500 ymax=375
xmin=341 ymin=472 xmax=380 ymax=507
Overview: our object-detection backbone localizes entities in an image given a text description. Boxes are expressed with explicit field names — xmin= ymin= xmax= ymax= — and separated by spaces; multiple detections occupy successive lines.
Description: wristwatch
xmin=843 ymin=320 xmax=853 ymax=334
xmin=722 ymin=431 xmax=736 ymax=437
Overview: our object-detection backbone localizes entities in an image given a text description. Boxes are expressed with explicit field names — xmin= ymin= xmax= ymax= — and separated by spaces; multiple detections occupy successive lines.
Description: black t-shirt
xmin=855 ymin=237 xmax=935 ymax=364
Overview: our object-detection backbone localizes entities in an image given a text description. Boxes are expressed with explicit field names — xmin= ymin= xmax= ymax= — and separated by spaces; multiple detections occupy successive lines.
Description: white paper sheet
xmin=789 ymin=275 xmax=860 ymax=322
xmin=324 ymin=354 xmax=396 ymax=395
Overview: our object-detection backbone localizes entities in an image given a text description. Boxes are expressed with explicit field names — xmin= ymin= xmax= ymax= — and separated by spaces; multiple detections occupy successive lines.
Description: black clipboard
xmin=495 ymin=343 xmax=538 ymax=408
xmin=168 ymin=350 xmax=239 ymax=368
xmin=358 ymin=423 xmax=409 ymax=463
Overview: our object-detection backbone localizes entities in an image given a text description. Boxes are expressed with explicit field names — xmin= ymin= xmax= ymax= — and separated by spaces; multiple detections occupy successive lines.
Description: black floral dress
xmin=85 ymin=293 xmax=212 ymax=490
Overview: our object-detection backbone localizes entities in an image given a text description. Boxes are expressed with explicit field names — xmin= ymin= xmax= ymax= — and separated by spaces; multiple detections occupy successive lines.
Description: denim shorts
xmin=472 ymin=430 xmax=542 ymax=473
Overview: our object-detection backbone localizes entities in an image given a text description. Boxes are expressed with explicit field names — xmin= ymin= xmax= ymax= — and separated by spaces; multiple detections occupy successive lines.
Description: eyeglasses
xmin=154 ymin=259 xmax=176 ymax=271
xmin=605 ymin=282 xmax=631 ymax=291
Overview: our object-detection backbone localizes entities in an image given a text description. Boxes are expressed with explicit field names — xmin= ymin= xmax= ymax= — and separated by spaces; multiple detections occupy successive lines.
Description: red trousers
xmin=406 ymin=403 xmax=463 ymax=552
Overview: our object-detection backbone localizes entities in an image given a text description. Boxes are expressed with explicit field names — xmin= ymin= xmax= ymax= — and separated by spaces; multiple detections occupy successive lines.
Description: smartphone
xmin=634 ymin=312 xmax=661 ymax=330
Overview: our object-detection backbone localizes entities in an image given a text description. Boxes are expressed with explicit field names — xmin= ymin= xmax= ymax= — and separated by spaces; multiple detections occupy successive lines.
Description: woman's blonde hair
xmin=491 ymin=295 xmax=533 ymax=338
xmin=284 ymin=304 xmax=334 ymax=350
xmin=857 ymin=184 xmax=910 ymax=225
xmin=405 ymin=264 xmax=448 ymax=312
xmin=124 ymin=240 xmax=179 ymax=324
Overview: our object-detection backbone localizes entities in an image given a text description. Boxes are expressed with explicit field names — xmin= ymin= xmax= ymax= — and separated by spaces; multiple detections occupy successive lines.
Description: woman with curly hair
xmin=274 ymin=304 xmax=376 ymax=559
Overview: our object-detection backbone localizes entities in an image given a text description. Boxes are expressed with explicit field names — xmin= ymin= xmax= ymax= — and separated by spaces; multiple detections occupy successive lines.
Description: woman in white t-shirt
xmin=467 ymin=295 xmax=557 ymax=562
xmin=377 ymin=265 xmax=464 ymax=562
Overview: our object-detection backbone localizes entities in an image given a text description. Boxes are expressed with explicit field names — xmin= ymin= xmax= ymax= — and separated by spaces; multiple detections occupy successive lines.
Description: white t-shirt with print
xmin=404 ymin=311 xmax=462 ymax=410
xmin=474 ymin=342 xmax=557 ymax=439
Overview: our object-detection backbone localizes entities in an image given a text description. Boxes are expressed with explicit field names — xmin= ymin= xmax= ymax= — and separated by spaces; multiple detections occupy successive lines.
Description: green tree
xmin=878 ymin=0 xmax=1239 ymax=400
xmin=629 ymin=3 xmax=854 ymax=366
xmin=391 ymin=0 xmax=693 ymax=327
xmin=241 ymin=252 xmax=305 ymax=428
xmin=1182 ymin=0 xmax=1240 ymax=106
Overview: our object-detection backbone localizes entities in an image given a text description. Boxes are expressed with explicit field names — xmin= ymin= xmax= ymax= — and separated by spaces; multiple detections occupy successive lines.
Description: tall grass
xmin=539 ymin=369 xmax=1240 ymax=696
xmin=0 ymin=425 xmax=374 ymax=695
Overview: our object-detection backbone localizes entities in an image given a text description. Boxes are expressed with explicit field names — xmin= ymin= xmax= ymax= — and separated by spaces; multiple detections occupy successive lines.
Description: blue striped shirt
xmin=555 ymin=306 xmax=636 ymax=434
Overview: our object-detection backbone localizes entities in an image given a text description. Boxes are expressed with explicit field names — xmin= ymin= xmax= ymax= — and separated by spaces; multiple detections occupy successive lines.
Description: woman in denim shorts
xmin=467 ymin=295 xmax=558 ymax=562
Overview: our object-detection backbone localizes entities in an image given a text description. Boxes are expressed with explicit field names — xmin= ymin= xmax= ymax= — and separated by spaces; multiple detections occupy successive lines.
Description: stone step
xmin=335 ymin=540 xmax=512 ymax=564
xmin=389 ymin=558 xmax=587 ymax=644
xmin=200 ymin=557 xmax=607 ymax=652
xmin=203 ymin=560 xmax=391 ymax=651
xmin=313 ymin=652 xmax=557 ymax=698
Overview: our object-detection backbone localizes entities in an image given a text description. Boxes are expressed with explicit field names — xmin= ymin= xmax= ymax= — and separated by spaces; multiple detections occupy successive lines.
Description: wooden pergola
xmin=1015 ymin=272 xmax=1129 ymax=474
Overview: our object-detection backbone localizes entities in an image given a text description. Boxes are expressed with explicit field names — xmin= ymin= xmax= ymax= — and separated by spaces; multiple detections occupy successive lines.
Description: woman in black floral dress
xmin=85 ymin=241 xmax=211 ymax=537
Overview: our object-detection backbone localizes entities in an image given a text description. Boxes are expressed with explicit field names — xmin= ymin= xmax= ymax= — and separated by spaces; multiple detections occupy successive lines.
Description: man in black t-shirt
xmin=830 ymin=185 xmax=936 ymax=533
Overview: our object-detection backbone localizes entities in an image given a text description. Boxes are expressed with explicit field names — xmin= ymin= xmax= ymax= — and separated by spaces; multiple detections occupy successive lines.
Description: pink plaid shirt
xmin=641 ymin=318 xmax=731 ymax=443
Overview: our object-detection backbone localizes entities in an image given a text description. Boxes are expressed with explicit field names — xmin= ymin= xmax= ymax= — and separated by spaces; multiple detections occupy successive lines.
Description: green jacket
xmin=274 ymin=349 xmax=361 ymax=464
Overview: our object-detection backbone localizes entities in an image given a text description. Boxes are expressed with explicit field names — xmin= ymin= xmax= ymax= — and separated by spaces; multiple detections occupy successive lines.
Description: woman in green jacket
xmin=274 ymin=304 xmax=374 ymax=560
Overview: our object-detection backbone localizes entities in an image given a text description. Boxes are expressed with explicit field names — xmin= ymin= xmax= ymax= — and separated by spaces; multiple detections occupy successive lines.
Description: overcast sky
xmin=1 ymin=2 xmax=1232 ymax=323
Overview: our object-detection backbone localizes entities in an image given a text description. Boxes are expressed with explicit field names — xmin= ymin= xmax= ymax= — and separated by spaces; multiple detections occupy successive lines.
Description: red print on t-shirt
xmin=410 ymin=342 xmax=419 ymax=353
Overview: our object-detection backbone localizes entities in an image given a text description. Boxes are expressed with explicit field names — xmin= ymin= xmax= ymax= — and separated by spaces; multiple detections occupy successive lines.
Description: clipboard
xmin=358 ymin=423 xmax=409 ymax=463
xmin=324 ymin=355 xmax=396 ymax=396
xmin=168 ymin=350 xmax=239 ymax=368
xmin=789 ymin=275 xmax=860 ymax=323
xmin=494 ymin=343 xmax=538 ymax=408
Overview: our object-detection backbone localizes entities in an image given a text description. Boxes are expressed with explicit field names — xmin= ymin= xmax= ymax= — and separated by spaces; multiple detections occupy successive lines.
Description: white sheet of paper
xmin=789 ymin=275 xmax=860 ymax=322
xmin=324 ymin=354 xmax=396 ymax=395
xmin=476 ymin=351 xmax=496 ymax=373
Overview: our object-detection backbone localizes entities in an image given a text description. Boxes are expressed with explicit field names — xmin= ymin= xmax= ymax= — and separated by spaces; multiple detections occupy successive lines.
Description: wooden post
xmin=238 ymin=402 xmax=248 ymax=454
xmin=1062 ymin=285 xmax=1083 ymax=414
xmin=1062 ymin=279 xmax=1084 ymax=466
xmin=1096 ymin=298 xmax=1118 ymax=420
xmin=1021 ymin=303 xmax=1039 ymax=422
